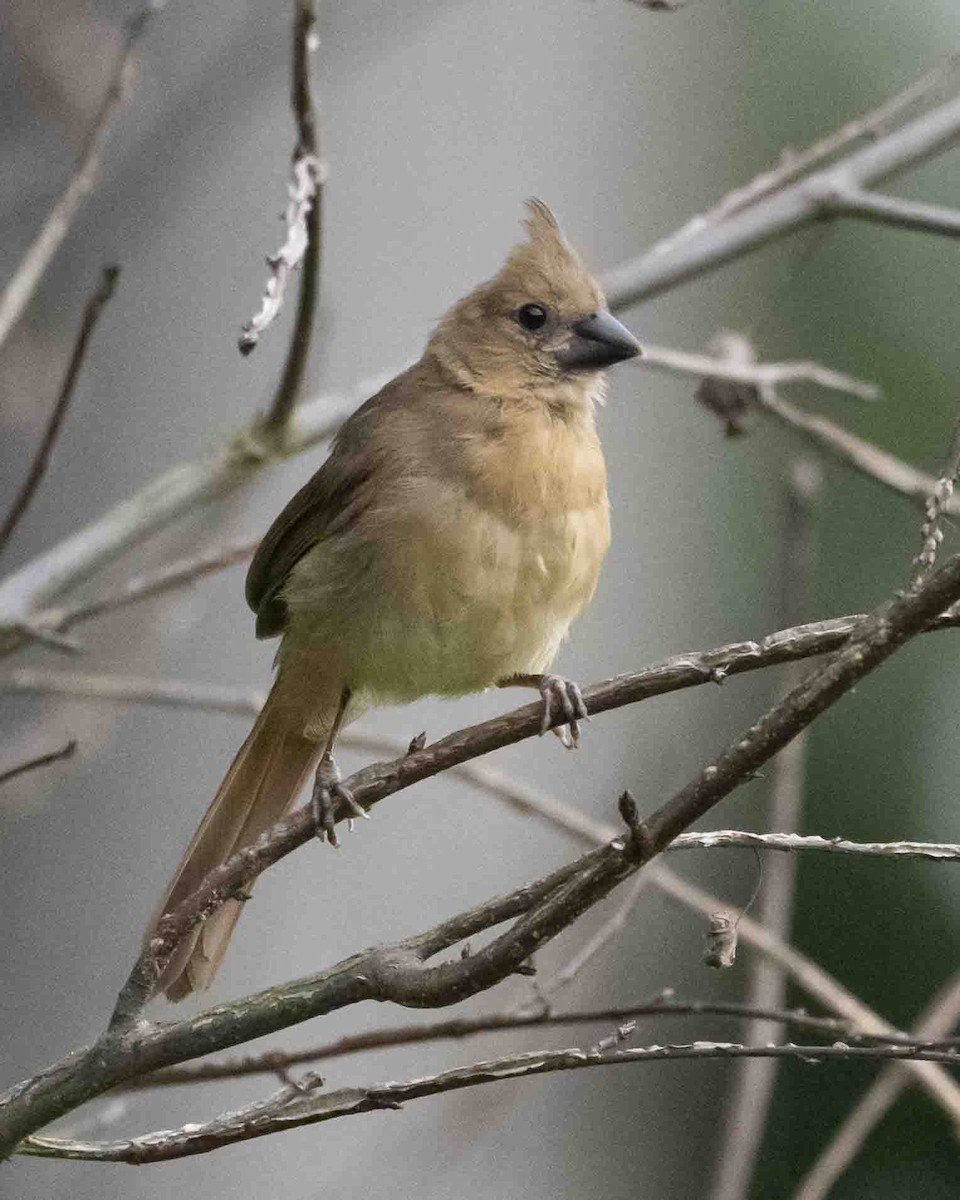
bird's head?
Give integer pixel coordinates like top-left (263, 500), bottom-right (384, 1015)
top-left (426, 200), bottom-right (641, 408)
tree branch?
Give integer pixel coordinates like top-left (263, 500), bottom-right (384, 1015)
top-left (19, 1041), bottom-right (960, 1164)
top-left (602, 92), bottom-right (960, 308)
top-left (124, 991), bottom-right (960, 1093)
top-left (814, 185), bottom-right (960, 239)
top-left (239, 0), bottom-right (321, 383)
top-left (30, 536), bottom-right (258, 636)
top-left (0, 7), bottom-right (159, 351)
top-left (0, 266), bottom-right (119, 558)
top-left (0, 376), bottom-right (380, 650)
top-left (754, 386), bottom-right (957, 513)
top-left (0, 739), bottom-right (76, 789)
top-left (118, 997), bottom-right (867, 1089)
top-left (639, 344), bottom-right (878, 402)
top-left (640, 55), bottom-right (960, 263)
top-left (6, 540), bottom-right (960, 1155)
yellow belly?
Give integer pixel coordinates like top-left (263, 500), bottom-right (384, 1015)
top-left (281, 399), bottom-right (610, 703)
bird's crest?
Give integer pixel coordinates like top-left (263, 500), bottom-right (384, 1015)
top-left (495, 199), bottom-right (604, 316)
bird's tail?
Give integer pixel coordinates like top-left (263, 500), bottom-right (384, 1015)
top-left (147, 672), bottom-right (330, 1000)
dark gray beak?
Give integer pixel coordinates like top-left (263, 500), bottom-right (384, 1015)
top-left (556, 311), bottom-right (642, 371)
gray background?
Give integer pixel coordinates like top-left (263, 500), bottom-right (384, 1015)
top-left (2, 1), bottom-right (960, 1197)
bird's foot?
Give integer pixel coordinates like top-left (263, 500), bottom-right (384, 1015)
top-left (538, 674), bottom-right (588, 748)
top-left (497, 673), bottom-right (589, 747)
top-left (311, 753), bottom-right (367, 847)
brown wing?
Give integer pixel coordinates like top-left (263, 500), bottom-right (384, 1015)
top-left (245, 366), bottom-right (419, 637)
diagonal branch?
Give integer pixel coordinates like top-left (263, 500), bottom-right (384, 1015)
top-left (3, 539), bottom-right (957, 1156)
top-left (29, 536), bottom-right (258, 635)
top-left (0, 7), bottom-right (160, 351)
top-left (641, 55), bottom-right (960, 262)
top-left (0, 266), bottom-right (119, 558)
top-left (754, 386), bottom-right (951, 511)
top-left (602, 92), bottom-right (960, 309)
top-left (0, 739), bottom-right (76, 789)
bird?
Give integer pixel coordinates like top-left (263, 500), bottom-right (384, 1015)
top-left (149, 200), bottom-right (642, 999)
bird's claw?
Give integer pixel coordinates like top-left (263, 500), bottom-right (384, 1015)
top-left (538, 674), bottom-right (589, 749)
top-left (311, 754), bottom-right (367, 848)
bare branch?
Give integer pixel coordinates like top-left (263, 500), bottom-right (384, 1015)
top-left (0, 8), bottom-right (159, 351)
top-left (524, 873), bottom-right (651, 1011)
top-left (119, 998), bottom-right (867, 1088)
top-left (814, 185), bottom-right (960, 239)
top-left (239, 0), bottom-right (321, 381)
top-left (641, 55), bottom-right (960, 263)
top-left (673, 829), bottom-right (960, 863)
top-left (754, 386), bottom-right (957, 513)
top-left (0, 376), bottom-right (381, 649)
top-left (442, 740), bottom-right (960, 1123)
top-left (20, 1041), bottom-right (960, 1164)
top-left (602, 92), bottom-right (960, 308)
top-left (8, 539), bottom-right (960, 1151)
top-left (0, 267), bottom-right (119, 558)
top-left (912, 404), bottom-right (960, 584)
top-left (640, 344), bottom-right (879, 402)
top-left (0, 740), bottom-right (76, 789)
top-left (112, 547), bottom-right (960, 1075)
top-left (30, 536), bottom-right (258, 635)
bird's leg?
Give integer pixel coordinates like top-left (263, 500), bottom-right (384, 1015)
top-left (497, 672), bottom-right (589, 749)
top-left (311, 686), bottom-right (368, 847)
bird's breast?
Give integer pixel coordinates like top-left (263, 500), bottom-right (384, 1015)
top-left (284, 404), bottom-right (611, 701)
top-left (366, 408), bottom-right (609, 695)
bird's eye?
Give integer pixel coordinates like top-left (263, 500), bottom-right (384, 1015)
top-left (517, 303), bottom-right (548, 331)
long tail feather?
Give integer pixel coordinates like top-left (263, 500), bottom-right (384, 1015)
top-left (147, 675), bottom-right (332, 1000)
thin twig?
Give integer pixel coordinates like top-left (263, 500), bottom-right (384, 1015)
top-left (30, 537), bottom-right (258, 635)
top-left (641, 55), bottom-right (960, 263)
top-left (125, 992), bottom-right (960, 1091)
top-left (792, 969), bottom-right (960, 1200)
top-left (522, 873), bottom-right (651, 1012)
top-left (239, 0), bottom-right (321, 378)
top-left (754, 386), bottom-right (952, 512)
top-left (0, 376), bottom-right (382, 650)
top-left (912, 403), bottom-right (960, 584)
top-left (19, 1041), bottom-right (960, 1164)
top-left (602, 90), bottom-right (960, 308)
top-left (640, 344), bottom-right (879, 402)
top-left (0, 740), bottom-right (76, 789)
top-left (117, 998), bottom-right (864, 1088)
top-left (0, 267), bottom-right (119, 558)
top-left (814, 186), bottom-right (960, 239)
top-left (0, 8), bottom-right (160, 351)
